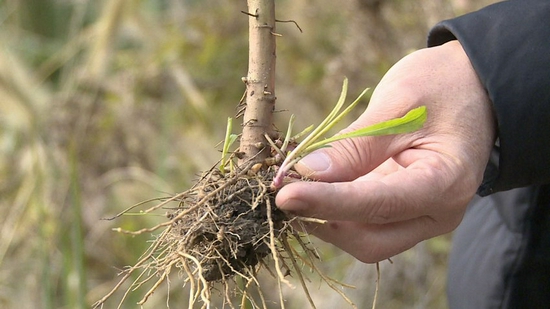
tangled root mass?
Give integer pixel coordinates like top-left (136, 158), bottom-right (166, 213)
top-left (169, 169), bottom-right (286, 282)
top-left (93, 161), bottom-right (356, 309)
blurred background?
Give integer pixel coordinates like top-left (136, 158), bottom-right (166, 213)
top-left (0, 0), bottom-right (497, 308)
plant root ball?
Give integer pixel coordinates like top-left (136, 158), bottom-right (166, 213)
top-left (168, 169), bottom-right (287, 282)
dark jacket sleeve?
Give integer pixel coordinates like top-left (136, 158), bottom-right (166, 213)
top-left (427, 0), bottom-right (550, 196)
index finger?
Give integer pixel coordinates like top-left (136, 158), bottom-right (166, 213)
top-left (276, 152), bottom-right (473, 224)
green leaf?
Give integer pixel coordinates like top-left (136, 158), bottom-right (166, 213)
top-left (306, 77), bottom-right (349, 144)
top-left (272, 78), bottom-right (427, 190)
top-left (220, 117), bottom-right (236, 174)
top-left (306, 106), bottom-right (427, 152)
top-left (291, 124), bottom-right (314, 141)
top-left (321, 86), bottom-right (370, 137)
top-left (281, 114), bottom-right (296, 153)
top-left (279, 78), bottom-right (351, 170)
top-left (228, 134), bottom-right (238, 147)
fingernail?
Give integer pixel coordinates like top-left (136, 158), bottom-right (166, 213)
top-left (299, 151), bottom-right (331, 172)
top-left (279, 198), bottom-right (308, 212)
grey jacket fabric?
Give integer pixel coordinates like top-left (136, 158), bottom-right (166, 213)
top-left (426, 1), bottom-right (550, 308)
top-left (447, 187), bottom-right (541, 308)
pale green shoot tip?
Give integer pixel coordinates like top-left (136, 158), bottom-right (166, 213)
top-left (220, 117), bottom-right (238, 174)
top-left (272, 78), bottom-right (427, 189)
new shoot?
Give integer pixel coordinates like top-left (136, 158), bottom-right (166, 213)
top-left (271, 78), bottom-right (427, 189)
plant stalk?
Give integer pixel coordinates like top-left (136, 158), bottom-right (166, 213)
top-left (239, 0), bottom-right (277, 165)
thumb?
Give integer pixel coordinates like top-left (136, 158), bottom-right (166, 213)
top-left (294, 133), bottom-right (399, 182)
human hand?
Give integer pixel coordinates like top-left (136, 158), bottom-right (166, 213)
top-left (275, 40), bottom-right (496, 263)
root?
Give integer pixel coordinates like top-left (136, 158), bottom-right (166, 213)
top-left (281, 237), bottom-right (315, 309)
top-left (178, 251), bottom-right (211, 308)
top-left (371, 262), bottom-right (380, 309)
top-left (94, 161), bottom-right (357, 309)
top-left (266, 198), bottom-right (292, 288)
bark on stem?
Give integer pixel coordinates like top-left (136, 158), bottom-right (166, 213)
top-left (240, 0), bottom-right (276, 165)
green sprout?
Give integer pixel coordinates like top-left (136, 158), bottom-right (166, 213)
top-left (271, 78), bottom-right (427, 189)
top-left (220, 117), bottom-right (238, 174)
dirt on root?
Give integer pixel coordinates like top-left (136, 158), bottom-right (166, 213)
top-left (167, 166), bottom-right (288, 282)
top-left (93, 162), bottom-right (349, 309)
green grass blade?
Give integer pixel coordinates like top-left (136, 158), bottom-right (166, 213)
top-left (281, 114), bottom-right (296, 153)
top-left (305, 77), bottom-right (349, 144)
top-left (220, 117), bottom-right (235, 173)
top-left (291, 124), bottom-right (314, 141)
top-left (228, 134), bottom-right (238, 146)
top-left (306, 106), bottom-right (427, 152)
top-left (313, 87), bottom-right (370, 141)
top-left (279, 79), bottom-right (349, 165)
